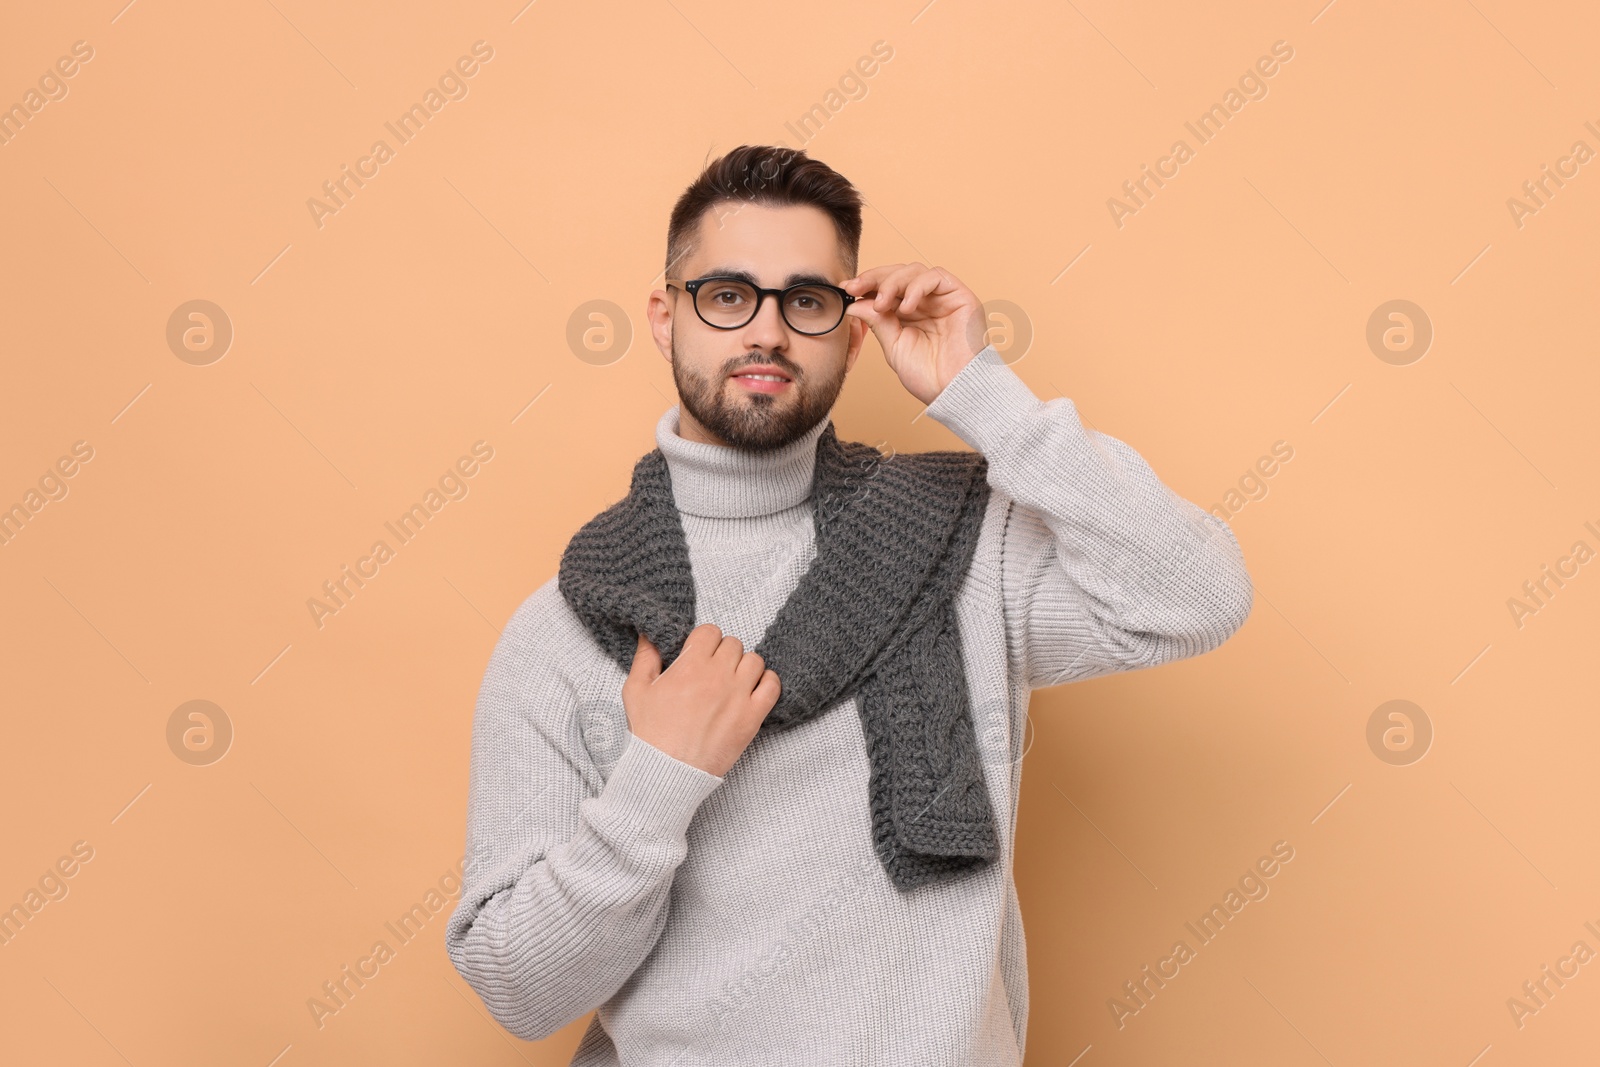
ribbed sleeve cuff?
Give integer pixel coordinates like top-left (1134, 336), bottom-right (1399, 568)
top-left (595, 734), bottom-right (724, 843)
top-left (922, 344), bottom-right (1049, 456)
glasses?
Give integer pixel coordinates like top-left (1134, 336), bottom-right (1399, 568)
top-left (666, 275), bottom-right (855, 336)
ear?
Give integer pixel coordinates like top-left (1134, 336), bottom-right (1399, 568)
top-left (647, 287), bottom-right (675, 363)
top-left (843, 314), bottom-right (869, 373)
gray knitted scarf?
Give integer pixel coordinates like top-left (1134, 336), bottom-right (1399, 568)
top-left (558, 422), bottom-right (999, 891)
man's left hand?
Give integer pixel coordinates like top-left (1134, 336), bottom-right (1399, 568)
top-left (843, 264), bottom-right (988, 406)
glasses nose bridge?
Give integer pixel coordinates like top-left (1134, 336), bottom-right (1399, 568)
top-left (748, 284), bottom-right (791, 331)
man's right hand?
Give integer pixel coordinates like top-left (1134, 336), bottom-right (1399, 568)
top-left (621, 624), bottom-right (781, 778)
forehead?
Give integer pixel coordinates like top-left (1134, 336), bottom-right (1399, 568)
top-left (683, 201), bottom-right (846, 284)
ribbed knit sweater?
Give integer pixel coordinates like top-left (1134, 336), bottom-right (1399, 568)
top-left (445, 345), bottom-right (1255, 1065)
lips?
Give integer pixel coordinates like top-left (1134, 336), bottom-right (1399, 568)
top-left (730, 364), bottom-right (794, 394)
top-left (730, 364), bottom-right (792, 381)
top-left (732, 375), bottom-right (791, 395)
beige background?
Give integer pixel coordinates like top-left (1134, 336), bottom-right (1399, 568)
top-left (2, 0), bottom-right (1597, 1063)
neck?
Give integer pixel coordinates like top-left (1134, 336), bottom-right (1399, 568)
top-left (655, 406), bottom-right (830, 519)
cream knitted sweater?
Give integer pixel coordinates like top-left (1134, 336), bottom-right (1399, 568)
top-left (445, 345), bottom-right (1254, 1065)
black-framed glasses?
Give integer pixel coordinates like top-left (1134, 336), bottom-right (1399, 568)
top-left (666, 276), bottom-right (855, 336)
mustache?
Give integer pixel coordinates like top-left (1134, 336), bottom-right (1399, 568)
top-left (724, 353), bottom-right (802, 379)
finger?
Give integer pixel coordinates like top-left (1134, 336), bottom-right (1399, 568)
top-left (627, 632), bottom-right (661, 685)
top-left (682, 623), bottom-right (723, 659)
top-left (842, 263), bottom-right (904, 297)
top-left (715, 633), bottom-right (745, 666)
top-left (751, 668), bottom-right (782, 713)
top-left (897, 267), bottom-right (949, 315)
top-left (845, 297), bottom-right (903, 353)
top-left (873, 264), bottom-right (927, 313)
top-left (843, 298), bottom-right (884, 326)
top-left (735, 649), bottom-right (766, 686)
top-left (844, 267), bottom-right (908, 308)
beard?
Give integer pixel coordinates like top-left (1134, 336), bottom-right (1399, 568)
top-left (671, 335), bottom-right (847, 451)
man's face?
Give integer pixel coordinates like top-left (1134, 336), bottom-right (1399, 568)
top-left (649, 201), bottom-right (867, 451)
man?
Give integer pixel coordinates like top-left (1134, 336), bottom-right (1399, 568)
top-left (446, 145), bottom-right (1253, 1065)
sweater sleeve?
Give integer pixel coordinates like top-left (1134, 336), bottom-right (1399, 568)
top-left (922, 345), bottom-right (1254, 688)
top-left (445, 580), bottom-right (725, 1041)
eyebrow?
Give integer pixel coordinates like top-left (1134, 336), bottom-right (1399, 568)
top-left (701, 266), bottom-right (839, 288)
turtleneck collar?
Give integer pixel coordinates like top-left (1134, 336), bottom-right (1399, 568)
top-left (655, 405), bottom-right (829, 519)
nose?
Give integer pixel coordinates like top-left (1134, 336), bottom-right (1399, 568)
top-left (740, 290), bottom-right (791, 350)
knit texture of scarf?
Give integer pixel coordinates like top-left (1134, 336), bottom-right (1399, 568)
top-left (558, 422), bottom-right (999, 892)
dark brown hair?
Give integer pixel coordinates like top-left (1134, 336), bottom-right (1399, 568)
top-left (664, 144), bottom-right (863, 278)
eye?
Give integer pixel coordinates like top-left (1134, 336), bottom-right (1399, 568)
top-left (785, 286), bottom-right (829, 310)
top-left (704, 284), bottom-right (750, 306)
